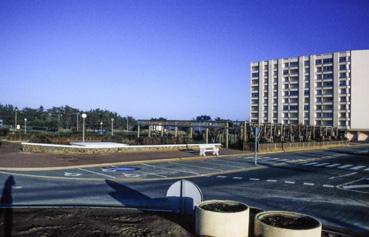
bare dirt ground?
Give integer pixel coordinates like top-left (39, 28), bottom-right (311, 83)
top-left (0, 207), bottom-right (352, 237)
top-left (0, 141), bottom-right (244, 168)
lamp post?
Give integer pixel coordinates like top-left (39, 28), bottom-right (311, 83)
top-left (126, 116), bottom-right (129, 132)
top-left (76, 112), bottom-right (79, 132)
top-left (24, 118), bottom-right (27, 135)
top-left (14, 108), bottom-right (18, 130)
top-left (111, 118), bottom-right (114, 136)
top-left (100, 121), bottom-right (103, 135)
top-left (81, 113), bottom-right (87, 143)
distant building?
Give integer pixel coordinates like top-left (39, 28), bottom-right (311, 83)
top-left (0, 119), bottom-right (3, 128)
top-left (249, 49), bottom-right (369, 134)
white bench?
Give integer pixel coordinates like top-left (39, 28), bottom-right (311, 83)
top-left (199, 144), bottom-right (219, 157)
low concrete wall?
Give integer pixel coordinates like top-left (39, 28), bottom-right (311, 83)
top-left (21, 142), bottom-right (222, 155)
top-left (244, 140), bottom-right (348, 152)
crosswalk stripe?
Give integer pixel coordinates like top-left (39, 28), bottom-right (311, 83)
top-left (338, 164), bottom-right (353, 169)
top-left (314, 163), bottom-right (330, 167)
top-left (326, 163), bottom-right (341, 168)
top-left (350, 165), bottom-right (366, 170)
top-left (232, 177), bottom-right (243, 180)
top-left (303, 162), bottom-right (318, 166)
top-left (364, 168), bottom-right (369, 171)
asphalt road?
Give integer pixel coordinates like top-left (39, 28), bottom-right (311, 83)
top-left (1, 145), bottom-right (369, 235)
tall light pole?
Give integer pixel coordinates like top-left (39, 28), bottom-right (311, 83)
top-left (111, 118), bottom-right (114, 136)
top-left (100, 121), bottom-right (103, 135)
top-left (76, 112), bottom-right (79, 132)
top-left (126, 115), bottom-right (129, 131)
top-left (81, 113), bottom-right (87, 143)
top-left (24, 118), bottom-right (27, 135)
top-left (14, 108), bottom-right (18, 130)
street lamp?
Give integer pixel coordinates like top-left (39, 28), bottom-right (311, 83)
top-left (81, 113), bottom-right (87, 143)
top-left (14, 108), bottom-right (18, 130)
top-left (24, 118), bottom-right (27, 135)
top-left (100, 121), bottom-right (103, 135)
top-left (76, 112), bottom-right (79, 132)
top-left (126, 115), bottom-right (129, 132)
top-left (111, 118), bottom-right (114, 136)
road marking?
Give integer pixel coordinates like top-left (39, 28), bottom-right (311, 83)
top-left (314, 163), bottom-right (330, 167)
top-left (137, 170), bottom-right (168, 178)
top-left (322, 184), bottom-right (335, 188)
top-left (279, 159), bottom-right (289, 162)
top-left (303, 182), bottom-right (314, 186)
top-left (171, 162), bottom-right (223, 172)
top-left (365, 168), bottom-right (369, 171)
top-left (13, 186), bottom-right (22, 189)
top-left (266, 179), bottom-right (277, 182)
top-left (142, 163), bottom-right (201, 175)
top-left (303, 162), bottom-right (318, 166)
top-left (249, 178), bottom-right (260, 181)
top-left (78, 168), bottom-right (116, 179)
top-left (338, 164), bottom-right (353, 169)
top-left (217, 175), bottom-right (227, 178)
top-left (326, 163), bottom-right (341, 168)
top-left (232, 177), bottom-right (243, 180)
top-left (284, 181), bottom-right (295, 184)
top-left (342, 184), bottom-right (369, 189)
top-left (350, 165), bottom-right (366, 170)
top-left (329, 172), bottom-right (357, 180)
top-left (64, 172), bottom-right (82, 177)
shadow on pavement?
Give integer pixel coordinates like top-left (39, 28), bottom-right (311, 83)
top-left (105, 179), bottom-right (196, 234)
top-left (0, 175), bottom-right (15, 237)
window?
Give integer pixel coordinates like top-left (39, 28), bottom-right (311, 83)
top-left (252, 73), bottom-right (259, 77)
top-left (284, 63), bottom-right (289, 67)
top-left (317, 74), bottom-right (322, 80)
top-left (317, 90), bottom-right (322, 95)
top-left (340, 88), bottom-right (347, 94)
top-left (304, 82), bottom-right (309, 88)
top-left (316, 105), bottom-right (322, 110)
top-left (340, 104), bottom-right (346, 110)
top-left (339, 57), bottom-right (346, 63)
top-left (304, 90), bottom-right (310, 95)
top-left (283, 70), bottom-right (289, 75)
top-left (283, 105), bottom-right (289, 110)
top-left (323, 74), bottom-right (333, 79)
top-left (340, 97), bottom-right (346, 102)
top-left (284, 98), bottom-right (289, 103)
top-left (323, 66), bottom-right (333, 71)
top-left (304, 105), bottom-right (309, 110)
top-left (323, 81), bottom-right (333, 87)
top-left (252, 66), bottom-right (259, 71)
top-left (252, 93), bottom-right (259, 97)
top-left (290, 91), bottom-right (298, 96)
top-left (290, 62), bottom-right (299, 67)
top-left (323, 58), bottom-right (333, 64)
top-left (339, 65), bottom-right (347, 70)
top-left (316, 59), bottom-right (322, 64)
top-left (304, 61), bottom-right (310, 66)
top-left (339, 72), bottom-right (346, 78)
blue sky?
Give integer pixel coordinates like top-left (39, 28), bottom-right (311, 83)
top-left (1, 0), bottom-right (369, 120)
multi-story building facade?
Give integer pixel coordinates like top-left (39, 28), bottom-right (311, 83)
top-left (250, 49), bottom-right (369, 131)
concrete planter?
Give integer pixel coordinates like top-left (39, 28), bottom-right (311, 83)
top-left (195, 200), bottom-right (249, 237)
top-left (254, 211), bottom-right (322, 237)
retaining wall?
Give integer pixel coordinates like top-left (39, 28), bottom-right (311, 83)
top-left (21, 142), bottom-right (221, 155)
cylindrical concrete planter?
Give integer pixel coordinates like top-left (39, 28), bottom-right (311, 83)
top-left (195, 200), bottom-right (249, 237)
top-left (254, 211), bottom-right (322, 237)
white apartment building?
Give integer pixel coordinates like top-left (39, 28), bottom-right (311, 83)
top-left (249, 49), bottom-right (369, 131)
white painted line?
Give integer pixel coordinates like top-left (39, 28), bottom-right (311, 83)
top-left (279, 159), bottom-right (289, 162)
top-left (314, 163), bottom-right (330, 167)
top-left (350, 165), bottom-right (366, 170)
top-left (323, 184), bottom-right (335, 188)
top-left (78, 168), bottom-right (116, 179)
top-left (338, 164), bottom-right (353, 169)
top-left (232, 177), bottom-right (243, 180)
top-left (217, 175), bottom-right (227, 178)
top-left (171, 162), bottom-right (222, 172)
top-left (269, 158), bottom-right (280, 161)
top-left (142, 163), bottom-right (201, 175)
top-left (303, 182), bottom-right (315, 186)
top-left (364, 168), bottom-right (369, 171)
top-left (326, 163), bottom-right (341, 168)
top-left (266, 179), bottom-right (277, 182)
top-left (284, 181), bottom-right (295, 184)
top-left (342, 184), bottom-right (369, 189)
top-left (13, 186), bottom-right (23, 189)
top-left (329, 172), bottom-right (357, 180)
top-left (303, 162), bottom-right (318, 166)
top-left (137, 170), bottom-right (168, 178)
top-left (249, 178), bottom-right (260, 181)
